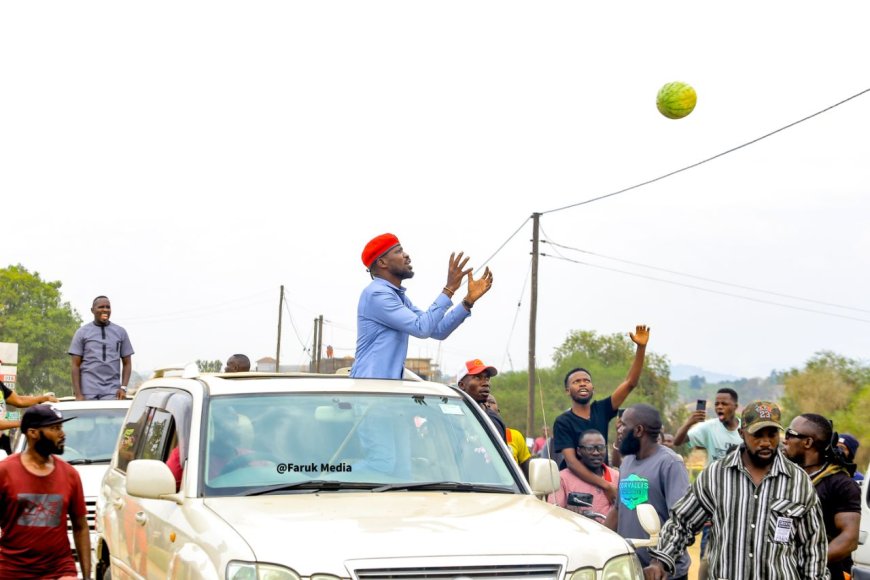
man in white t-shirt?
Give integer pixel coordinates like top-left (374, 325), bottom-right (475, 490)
top-left (673, 387), bottom-right (741, 579)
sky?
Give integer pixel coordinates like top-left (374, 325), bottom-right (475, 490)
top-left (2, 2), bottom-right (869, 383)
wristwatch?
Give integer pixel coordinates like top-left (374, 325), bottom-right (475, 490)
top-left (119, 385), bottom-right (128, 392)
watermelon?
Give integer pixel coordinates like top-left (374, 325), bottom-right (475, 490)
top-left (656, 81), bottom-right (697, 119)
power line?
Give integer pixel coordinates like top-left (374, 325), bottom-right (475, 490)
top-left (479, 215), bottom-right (532, 270)
top-left (541, 253), bottom-right (870, 324)
top-left (282, 295), bottom-right (309, 350)
top-left (542, 87), bottom-right (870, 215)
top-left (500, 257), bottom-right (533, 373)
top-left (541, 238), bottom-right (870, 314)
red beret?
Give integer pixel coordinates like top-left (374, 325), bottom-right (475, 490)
top-left (362, 233), bottom-right (400, 268)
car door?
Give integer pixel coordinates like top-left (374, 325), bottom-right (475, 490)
top-left (127, 390), bottom-right (193, 580)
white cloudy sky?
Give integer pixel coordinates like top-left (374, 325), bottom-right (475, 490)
top-left (2, 2), bottom-right (869, 381)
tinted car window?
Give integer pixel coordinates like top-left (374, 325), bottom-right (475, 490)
top-left (203, 392), bottom-right (518, 495)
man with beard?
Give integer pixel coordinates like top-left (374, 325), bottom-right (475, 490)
top-left (604, 404), bottom-right (690, 579)
top-left (552, 325), bottom-right (649, 502)
top-left (783, 413), bottom-right (860, 580)
top-left (551, 429), bottom-right (619, 517)
top-left (351, 233), bottom-right (493, 379)
top-left (0, 404), bottom-right (90, 579)
top-left (644, 401), bottom-right (828, 580)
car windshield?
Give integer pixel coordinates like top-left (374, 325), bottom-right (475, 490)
top-left (56, 408), bottom-right (127, 463)
top-left (202, 392), bottom-right (520, 496)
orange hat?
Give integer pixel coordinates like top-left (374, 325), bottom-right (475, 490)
top-left (362, 233), bottom-right (400, 268)
top-left (456, 359), bottom-right (498, 384)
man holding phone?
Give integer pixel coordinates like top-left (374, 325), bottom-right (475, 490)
top-left (672, 387), bottom-right (741, 578)
top-left (549, 429), bottom-right (618, 517)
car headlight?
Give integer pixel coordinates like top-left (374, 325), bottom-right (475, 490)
top-left (602, 554), bottom-right (644, 580)
top-left (568, 568), bottom-right (596, 580)
top-left (227, 561), bottom-right (302, 580)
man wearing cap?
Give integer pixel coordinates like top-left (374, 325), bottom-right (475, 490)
top-left (351, 233), bottom-right (493, 379)
top-left (0, 404), bottom-right (90, 579)
top-left (69, 295), bottom-right (134, 400)
top-left (644, 401), bottom-right (828, 580)
top-left (837, 433), bottom-right (864, 482)
top-left (456, 359), bottom-right (507, 443)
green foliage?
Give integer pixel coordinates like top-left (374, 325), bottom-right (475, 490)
top-left (490, 328), bottom-right (677, 443)
top-left (197, 359), bottom-right (223, 373)
top-left (781, 350), bottom-right (870, 470)
top-left (0, 265), bottom-right (82, 395)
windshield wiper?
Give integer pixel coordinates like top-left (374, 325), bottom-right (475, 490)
top-left (370, 481), bottom-right (515, 493)
top-left (67, 458), bottom-right (111, 465)
top-left (242, 480), bottom-right (377, 496)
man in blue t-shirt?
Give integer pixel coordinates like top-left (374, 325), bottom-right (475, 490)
top-left (552, 325), bottom-right (649, 503)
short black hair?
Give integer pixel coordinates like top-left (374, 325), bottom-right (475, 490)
top-left (92, 295), bottom-right (109, 306)
top-left (799, 413), bottom-right (834, 452)
top-left (716, 387), bottom-right (738, 403)
top-left (628, 403), bottom-right (662, 440)
top-left (564, 367), bottom-right (593, 388)
top-left (577, 429), bottom-right (604, 446)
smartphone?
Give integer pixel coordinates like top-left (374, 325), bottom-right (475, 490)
top-left (567, 492), bottom-right (594, 508)
top-left (696, 399), bottom-right (707, 411)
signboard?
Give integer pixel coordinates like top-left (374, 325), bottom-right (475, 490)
top-left (0, 342), bottom-right (18, 365)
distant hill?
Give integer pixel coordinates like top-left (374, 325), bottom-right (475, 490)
top-left (671, 364), bottom-right (742, 383)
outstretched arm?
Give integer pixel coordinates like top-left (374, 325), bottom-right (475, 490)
top-left (673, 410), bottom-right (706, 446)
top-left (611, 325), bottom-right (649, 410)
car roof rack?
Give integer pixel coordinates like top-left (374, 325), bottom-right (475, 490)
top-left (151, 363), bottom-right (200, 379)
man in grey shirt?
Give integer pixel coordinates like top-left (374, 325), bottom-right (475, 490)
top-left (69, 296), bottom-right (134, 400)
top-left (605, 403), bottom-right (690, 579)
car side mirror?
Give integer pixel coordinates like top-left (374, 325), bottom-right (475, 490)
top-left (528, 458), bottom-right (560, 496)
top-left (628, 503), bottom-right (661, 548)
top-left (126, 459), bottom-right (182, 503)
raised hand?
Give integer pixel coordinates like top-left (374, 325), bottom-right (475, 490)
top-left (445, 252), bottom-right (472, 293)
top-left (629, 324), bottom-right (650, 347)
top-left (464, 267), bottom-right (493, 305)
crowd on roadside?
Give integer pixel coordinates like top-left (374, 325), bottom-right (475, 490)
top-left (0, 231), bottom-right (864, 579)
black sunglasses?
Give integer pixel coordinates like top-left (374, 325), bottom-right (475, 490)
top-left (785, 428), bottom-right (811, 440)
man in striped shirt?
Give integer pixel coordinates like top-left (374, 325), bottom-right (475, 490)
top-left (644, 401), bottom-right (829, 580)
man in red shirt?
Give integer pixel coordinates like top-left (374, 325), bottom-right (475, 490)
top-left (0, 404), bottom-right (90, 579)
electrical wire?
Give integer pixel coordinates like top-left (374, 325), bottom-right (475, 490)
top-left (500, 258), bottom-right (533, 373)
top-left (541, 252), bottom-right (870, 324)
top-left (542, 87), bottom-right (870, 215)
top-left (282, 295), bottom-right (309, 350)
top-left (125, 289), bottom-right (273, 323)
top-left (541, 239), bottom-right (870, 314)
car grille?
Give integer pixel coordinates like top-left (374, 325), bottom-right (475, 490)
top-left (68, 499), bottom-right (97, 534)
top-left (354, 564), bottom-right (563, 580)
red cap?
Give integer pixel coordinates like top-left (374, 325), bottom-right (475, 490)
top-left (456, 359), bottom-right (498, 383)
top-left (362, 233), bottom-right (400, 268)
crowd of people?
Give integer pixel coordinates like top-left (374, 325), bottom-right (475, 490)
top-left (0, 231), bottom-right (864, 578)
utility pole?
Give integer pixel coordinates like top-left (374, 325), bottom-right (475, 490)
top-left (312, 317), bottom-right (320, 372)
top-left (276, 285), bottom-right (284, 372)
top-left (315, 315), bottom-right (324, 372)
top-left (527, 213), bottom-right (540, 436)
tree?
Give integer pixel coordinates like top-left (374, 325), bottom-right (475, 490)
top-left (0, 265), bottom-right (83, 395)
top-left (196, 359), bottom-right (223, 373)
top-left (689, 375), bottom-right (706, 390)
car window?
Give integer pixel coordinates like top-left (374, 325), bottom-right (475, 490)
top-left (58, 408), bottom-right (127, 463)
top-left (139, 409), bottom-right (175, 461)
top-left (116, 393), bottom-right (153, 472)
top-left (202, 392), bottom-right (519, 496)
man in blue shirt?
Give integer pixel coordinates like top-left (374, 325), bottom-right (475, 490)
top-left (69, 296), bottom-right (134, 400)
top-left (351, 233), bottom-right (493, 379)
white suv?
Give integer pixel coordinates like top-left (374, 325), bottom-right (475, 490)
top-left (94, 371), bottom-right (644, 580)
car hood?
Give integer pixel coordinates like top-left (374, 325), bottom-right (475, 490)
top-left (204, 493), bottom-right (630, 574)
top-left (73, 463), bottom-right (112, 498)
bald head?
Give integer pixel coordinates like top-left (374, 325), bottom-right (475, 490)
top-left (225, 354), bottom-right (251, 373)
top-left (626, 403), bottom-right (663, 440)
